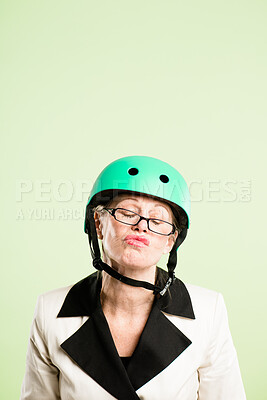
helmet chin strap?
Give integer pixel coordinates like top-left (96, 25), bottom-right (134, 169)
top-left (92, 256), bottom-right (162, 294)
top-left (85, 207), bottom-right (187, 297)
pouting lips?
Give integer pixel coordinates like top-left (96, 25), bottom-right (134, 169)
top-left (124, 235), bottom-right (150, 247)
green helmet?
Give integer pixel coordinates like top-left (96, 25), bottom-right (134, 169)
top-left (84, 155), bottom-right (190, 297)
top-left (85, 155), bottom-right (190, 230)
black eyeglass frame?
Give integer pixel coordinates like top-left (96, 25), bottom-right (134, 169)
top-left (104, 207), bottom-right (176, 236)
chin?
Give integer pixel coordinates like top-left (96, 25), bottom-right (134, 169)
top-left (105, 247), bottom-right (160, 271)
top-left (119, 253), bottom-right (157, 271)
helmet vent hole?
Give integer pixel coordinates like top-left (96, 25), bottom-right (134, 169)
top-left (128, 167), bottom-right (139, 176)
top-left (160, 174), bottom-right (169, 183)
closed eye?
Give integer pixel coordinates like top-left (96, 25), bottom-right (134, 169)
top-left (150, 219), bottom-right (165, 226)
top-left (117, 209), bottom-right (138, 218)
top-left (122, 212), bottom-right (135, 218)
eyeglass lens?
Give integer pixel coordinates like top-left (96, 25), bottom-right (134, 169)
top-left (114, 208), bottom-right (173, 235)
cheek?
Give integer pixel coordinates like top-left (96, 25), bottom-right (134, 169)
top-left (101, 220), bottom-right (125, 253)
top-left (152, 236), bottom-right (174, 256)
top-left (153, 236), bottom-right (170, 251)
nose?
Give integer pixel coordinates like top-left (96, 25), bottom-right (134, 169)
top-left (132, 218), bottom-right (148, 232)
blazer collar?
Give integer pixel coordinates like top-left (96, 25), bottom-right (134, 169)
top-left (57, 269), bottom-right (195, 400)
top-left (58, 268), bottom-right (195, 319)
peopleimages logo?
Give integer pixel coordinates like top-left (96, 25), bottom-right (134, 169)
top-left (15, 178), bottom-right (252, 221)
top-left (16, 179), bottom-right (92, 202)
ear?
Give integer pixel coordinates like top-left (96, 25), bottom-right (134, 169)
top-left (94, 211), bottom-right (103, 240)
top-left (163, 230), bottom-right (178, 254)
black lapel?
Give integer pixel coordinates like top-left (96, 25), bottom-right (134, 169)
top-left (57, 272), bottom-right (100, 318)
top-left (57, 269), bottom-right (195, 397)
top-left (60, 305), bottom-right (140, 400)
top-left (58, 272), bottom-right (140, 400)
top-left (126, 300), bottom-right (192, 390)
top-left (157, 273), bottom-right (195, 318)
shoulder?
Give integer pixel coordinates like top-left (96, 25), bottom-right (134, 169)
top-left (33, 283), bottom-right (74, 321)
top-left (185, 282), bottom-right (222, 304)
top-left (185, 282), bottom-right (226, 318)
top-left (41, 284), bottom-right (73, 303)
top-left (34, 271), bottom-right (100, 321)
top-left (165, 282), bottom-right (231, 348)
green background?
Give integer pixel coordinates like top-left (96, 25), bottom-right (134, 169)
top-left (1, 1), bottom-right (266, 398)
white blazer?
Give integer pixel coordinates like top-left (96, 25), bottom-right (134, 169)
top-left (20, 269), bottom-right (246, 400)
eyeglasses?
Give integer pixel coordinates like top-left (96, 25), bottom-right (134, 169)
top-left (104, 208), bottom-right (176, 236)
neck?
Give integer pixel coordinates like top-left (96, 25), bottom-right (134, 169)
top-left (100, 266), bottom-right (156, 318)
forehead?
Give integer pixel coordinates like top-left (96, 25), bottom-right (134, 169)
top-left (110, 194), bottom-right (173, 213)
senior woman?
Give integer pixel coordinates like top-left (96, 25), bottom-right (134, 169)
top-left (20, 156), bottom-right (246, 400)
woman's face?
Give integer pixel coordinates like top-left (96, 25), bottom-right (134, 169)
top-left (94, 194), bottom-right (178, 274)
